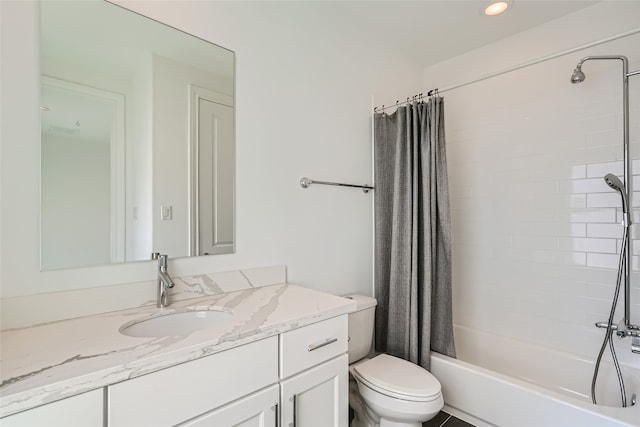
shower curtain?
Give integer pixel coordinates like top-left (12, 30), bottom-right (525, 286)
top-left (373, 97), bottom-right (455, 370)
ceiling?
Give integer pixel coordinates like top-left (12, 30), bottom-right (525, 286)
top-left (333, 0), bottom-right (600, 68)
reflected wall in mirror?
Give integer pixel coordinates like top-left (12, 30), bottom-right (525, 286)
top-left (40, 0), bottom-right (235, 270)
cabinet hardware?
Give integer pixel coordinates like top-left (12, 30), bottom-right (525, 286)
top-left (307, 338), bottom-right (338, 352)
top-left (273, 403), bottom-right (279, 426)
top-left (289, 395), bottom-right (298, 427)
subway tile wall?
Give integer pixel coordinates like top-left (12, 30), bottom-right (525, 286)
top-left (444, 33), bottom-right (640, 366)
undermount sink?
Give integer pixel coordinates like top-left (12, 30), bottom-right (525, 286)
top-left (119, 307), bottom-right (234, 338)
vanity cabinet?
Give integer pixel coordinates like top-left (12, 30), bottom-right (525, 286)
top-left (0, 388), bottom-right (103, 427)
top-left (279, 315), bottom-right (349, 427)
top-left (2, 314), bottom-right (349, 427)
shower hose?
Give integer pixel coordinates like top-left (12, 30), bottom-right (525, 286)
top-left (591, 229), bottom-right (627, 407)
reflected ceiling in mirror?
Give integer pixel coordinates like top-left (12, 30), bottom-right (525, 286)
top-left (40, 1), bottom-right (235, 271)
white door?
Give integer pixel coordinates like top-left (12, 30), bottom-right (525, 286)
top-left (280, 355), bottom-right (349, 427)
top-left (189, 85), bottom-right (234, 256)
top-left (178, 385), bottom-right (279, 427)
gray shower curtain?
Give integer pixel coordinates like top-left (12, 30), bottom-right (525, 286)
top-left (373, 97), bottom-right (455, 370)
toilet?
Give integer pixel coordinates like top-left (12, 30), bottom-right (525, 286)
top-left (345, 294), bottom-right (443, 427)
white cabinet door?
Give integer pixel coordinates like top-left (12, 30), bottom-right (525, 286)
top-left (178, 385), bottom-right (279, 427)
top-left (0, 388), bottom-right (103, 427)
top-left (280, 354), bottom-right (348, 427)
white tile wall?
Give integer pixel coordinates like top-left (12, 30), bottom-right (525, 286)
top-left (442, 32), bottom-right (640, 362)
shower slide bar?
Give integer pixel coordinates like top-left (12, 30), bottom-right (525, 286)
top-left (299, 177), bottom-right (374, 193)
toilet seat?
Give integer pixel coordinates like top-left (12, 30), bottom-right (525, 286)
top-left (352, 354), bottom-right (441, 402)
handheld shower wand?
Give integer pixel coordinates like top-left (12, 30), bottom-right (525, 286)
top-left (604, 173), bottom-right (631, 227)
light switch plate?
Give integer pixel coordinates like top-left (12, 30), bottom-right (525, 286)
top-left (160, 205), bottom-right (172, 220)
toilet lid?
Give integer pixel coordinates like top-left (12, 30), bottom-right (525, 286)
top-left (353, 354), bottom-right (441, 400)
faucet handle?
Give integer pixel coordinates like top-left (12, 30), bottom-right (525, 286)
top-left (151, 252), bottom-right (160, 260)
top-left (632, 337), bottom-right (640, 354)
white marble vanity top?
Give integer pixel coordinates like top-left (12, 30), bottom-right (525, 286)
top-left (0, 284), bottom-right (357, 417)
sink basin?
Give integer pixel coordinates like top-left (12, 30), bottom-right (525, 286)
top-left (120, 307), bottom-right (233, 338)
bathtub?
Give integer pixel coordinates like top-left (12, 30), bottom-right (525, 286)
top-left (430, 325), bottom-right (640, 427)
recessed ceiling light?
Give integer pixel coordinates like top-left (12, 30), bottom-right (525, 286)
top-left (484, 1), bottom-right (509, 16)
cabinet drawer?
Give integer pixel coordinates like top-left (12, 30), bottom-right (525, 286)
top-left (109, 336), bottom-right (278, 427)
top-left (0, 389), bottom-right (103, 427)
top-left (279, 315), bottom-right (347, 378)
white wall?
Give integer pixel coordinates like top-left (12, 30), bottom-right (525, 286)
top-left (423, 2), bottom-right (640, 366)
top-left (0, 1), bottom-right (423, 325)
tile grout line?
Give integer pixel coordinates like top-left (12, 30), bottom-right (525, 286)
top-left (439, 414), bottom-right (453, 427)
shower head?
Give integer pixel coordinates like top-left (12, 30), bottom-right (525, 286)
top-left (571, 55), bottom-right (629, 85)
top-left (571, 63), bottom-right (585, 84)
top-left (604, 174), bottom-right (630, 226)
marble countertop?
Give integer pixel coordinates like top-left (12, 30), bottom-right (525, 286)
top-left (0, 284), bottom-right (357, 417)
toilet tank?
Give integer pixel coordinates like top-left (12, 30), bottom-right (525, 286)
top-left (343, 294), bottom-right (377, 364)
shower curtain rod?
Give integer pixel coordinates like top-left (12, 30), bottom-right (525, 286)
top-left (374, 89), bottom-right (439, 113)
top-left (373, 26), bottom-right (640, 113)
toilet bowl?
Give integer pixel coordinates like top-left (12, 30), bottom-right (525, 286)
top-left (344, 295), bottom-right (444, 427)
top-left (351, 354), bottom-right (443, 427)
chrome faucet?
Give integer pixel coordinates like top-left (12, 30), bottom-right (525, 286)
top-left (153, 253), bottom-right (175, 308)
top-left (597, 320), bottom-right (640, 354)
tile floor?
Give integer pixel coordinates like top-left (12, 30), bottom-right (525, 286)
top-left (423, 411), bottom-right (476, 427)
top-left (350, 407), bottom-right (476, 427)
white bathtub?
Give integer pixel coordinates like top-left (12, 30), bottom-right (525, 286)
top-left (430, 325), bottom-right (640, 427)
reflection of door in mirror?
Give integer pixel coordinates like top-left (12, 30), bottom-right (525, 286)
top-left (189, 86), bottom-right (235, 256)
top-left (40, 77), bottom-right (125, 270)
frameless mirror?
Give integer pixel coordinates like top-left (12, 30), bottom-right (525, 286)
top-left (40, 1), bottom-right (235, 270)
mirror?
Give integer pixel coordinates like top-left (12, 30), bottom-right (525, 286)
top-left (39, 0), bottom-right (235, 270)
